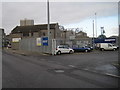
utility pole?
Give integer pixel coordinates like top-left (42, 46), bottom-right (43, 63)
top-left (95, 13), bottom-right (97, 38)
top-left (47, 0), bottom-right (50, 40)
top-left (47, 0), bottom-right (50, 54)
top-left (93, 20), bottom-right (95, 49)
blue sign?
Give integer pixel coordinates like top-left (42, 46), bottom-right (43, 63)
top-left (42, 37), bottom-right (48, 46)
top-left (94, 38), bottom-right (116, 43)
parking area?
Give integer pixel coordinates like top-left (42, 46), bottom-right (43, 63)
top-left (3, 48), bottom-right (119, 78)
top-left (36, 50), bottom-right (119, 77)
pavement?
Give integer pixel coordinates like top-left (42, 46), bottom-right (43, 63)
top-left (3, 48), bottom-right (49, 56)
top-left (3, 48), bottom-right (120, 79)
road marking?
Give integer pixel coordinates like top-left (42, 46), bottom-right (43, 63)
top-left (82, 68), bottom-right (120, 78)
top-left (105, 73), bottom-right (120, 78)
top-left (68, 65), bottom-right (75, 67)
top-left (54, 70), bottom-right (65, 73)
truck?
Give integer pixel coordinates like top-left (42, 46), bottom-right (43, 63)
top-left (97, 43), bottom-right (117, 51)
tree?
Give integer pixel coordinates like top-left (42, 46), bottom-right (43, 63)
top-left (98, 34), bottom-right (106, 39)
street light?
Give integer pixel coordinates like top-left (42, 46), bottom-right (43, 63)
top-left (95, 12), bottom-right (97, 38)
top-left (47, 0), bottom-right (50, 54)
top-left (93, 20), bottom-right (95, 49)
top-left (47, 0), bottom-right (50, 41)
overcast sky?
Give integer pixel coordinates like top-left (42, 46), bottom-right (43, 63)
top-left (0, 0), bottom-right (119, 37)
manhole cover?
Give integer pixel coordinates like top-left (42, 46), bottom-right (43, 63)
top-left (54, 69), bottom-right (65, 73)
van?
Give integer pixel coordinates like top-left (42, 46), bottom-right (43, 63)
top-left (97, 43), bottom-right (117, 51)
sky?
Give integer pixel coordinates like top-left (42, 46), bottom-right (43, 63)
top-left (0, 0), bottom-right (119, 37)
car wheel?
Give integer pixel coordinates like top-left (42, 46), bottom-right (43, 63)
top-left (85, 50), bottom-right (88, 52)
top-left (57, 51), bottom-right (61, 55)
top-left (113, 48), bottom-right (116, 51)
top-left (101, 48), bottom-right (104, 51)
top-left (69, 50), bottom-right (73, 54)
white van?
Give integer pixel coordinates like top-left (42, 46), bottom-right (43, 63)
top-left (97, 43), bottom-right (117, 51)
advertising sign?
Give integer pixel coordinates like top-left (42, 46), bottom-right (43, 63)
top-left (12, 38), bottom-right (21, 42)
top-left (94, 38), bottom-right (116, 43)
top-left (42, 37), bottom-right (48, 46)
top-left (36, 38), bottom-right (41, 46)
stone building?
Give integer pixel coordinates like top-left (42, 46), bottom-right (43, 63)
top-left (10, 23), bottom-right (61, 49)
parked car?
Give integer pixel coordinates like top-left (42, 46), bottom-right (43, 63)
top-left (7, 44), bottom-right (11, 48)
top-left (72, 46), bottom-right (92, 52)
top-left (56, 45), bottom-right (74, 55)
top-left (97, 43), bottom-right (117, 51)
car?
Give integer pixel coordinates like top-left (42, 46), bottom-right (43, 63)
top-left (72, 46), bottom-right (92, 52)
top-left (7, 44), bottom-right (11, 48)
top-left (55, 45), bottom-right (74, 55)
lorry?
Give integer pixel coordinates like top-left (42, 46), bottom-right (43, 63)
top-left (96, 43), bottom-right (117, 51)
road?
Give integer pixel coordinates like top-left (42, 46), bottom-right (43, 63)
top-left (2, 50), bottom-right (119, 88)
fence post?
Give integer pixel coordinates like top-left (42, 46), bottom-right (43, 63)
top-left (52, 39), bottom-right (56, 55)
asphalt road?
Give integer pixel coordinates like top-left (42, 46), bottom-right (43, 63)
top-left (2, 50), bottom-right (119, 88)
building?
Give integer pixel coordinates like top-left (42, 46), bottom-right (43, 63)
top-left (74, 31), bottom-right (91, 47)
top-left (11, 23), bottom-right (61, 39)
top-left (61, 30), bottom-right (75, 40)
top-left (60, 30), bottom-right (92, 47)
top-left (75, 31), bottom-right (88, 38)
top-left (108, 36), bottom-right (119, 46)
top-left (10, 23), bottom-right (61, 49)
top-left (20, 19), bottom-right (34, 26)
top-left (0, 28), bottom-right (6, 48)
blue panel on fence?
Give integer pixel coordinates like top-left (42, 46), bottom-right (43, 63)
top-left (42, 37), bottom-right (48, 46)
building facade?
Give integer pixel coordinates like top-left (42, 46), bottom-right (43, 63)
top-left (20, 19), bottom-right (34, 26)
top-left (10, 23), bottom-right (61, 49)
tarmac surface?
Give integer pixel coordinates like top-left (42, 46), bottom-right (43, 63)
top-left (2, 48), bottom-right (120, 88)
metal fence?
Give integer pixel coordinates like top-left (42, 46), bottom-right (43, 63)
top-left (55, 38), bottom-right (93, 48)
top-left (19, 37), bottom-right (53, 54)
top-left (19, 37), bottom-right (93, 54)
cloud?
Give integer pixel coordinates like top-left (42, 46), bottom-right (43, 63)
top-left (50, 2), bottom-right (118, 25)
top-left (2, 2), bottom-right (118, 35)
top-left (111, 27), bottom-right (119, 35)
top-left (1, 0), bottom-right (119, 2)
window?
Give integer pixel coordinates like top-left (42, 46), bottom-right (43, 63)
top-left (31, 32), bottom-right (33, 36)
top-left (108, 44), bottom-right (112, 47)
top-left (23, 33), bottom-right (29, 37)
top-left (43, 32), bottom-right (46, 36)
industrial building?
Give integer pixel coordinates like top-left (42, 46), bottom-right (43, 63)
top-left (10, 22), bottom-right (61, 50)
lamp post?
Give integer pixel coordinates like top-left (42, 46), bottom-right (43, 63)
top-left (93, 20), bottom-right (95, 49)
top-left (47, 0), bottom-right (50, 41)
top-left (95, 13), bottom-right (97, 38)
top-left (47, 0), bottom-right (50, 54)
